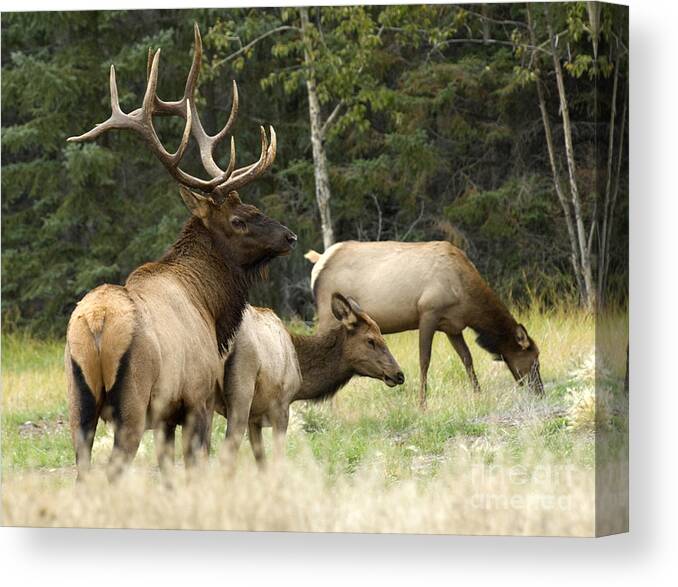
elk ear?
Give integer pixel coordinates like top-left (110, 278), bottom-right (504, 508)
top-left (345, 296), bottom-right (367, 320)
top-left (223, 190), bottom-right (242, 208)
top-left (179, 186), bottom-right (213, 220)
top-left (515, 325), bottom-right (530, 350)
top-left (304, 250), bottom-right (321, 264)
top-left (331, 293), bottom-right (360, 330)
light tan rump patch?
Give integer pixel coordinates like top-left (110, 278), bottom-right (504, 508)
top-left (67, 284), bottom-right (136, 395)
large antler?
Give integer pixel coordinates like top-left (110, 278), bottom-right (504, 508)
top-left (67, 23), bottom-right (276, 199)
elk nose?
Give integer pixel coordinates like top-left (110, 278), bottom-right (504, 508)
top-left (396, 371), bottom-right (405, 385)
top-left (286, 231), bottom-right (298, 248)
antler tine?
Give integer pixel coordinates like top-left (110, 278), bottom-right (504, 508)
top-left (146, 47), bottom-right (153, 82)
top-left (188, 80), bottom-right (239, 178)
top-left (184, 23), bottom-right (202, 103)
top-left (139, 51), bottom-right (193, 170)
top-left (225, 125), bottom-right (277, 182)
top-left (110, 65), bottom-right (122, 115)
top-left (213, 80), bottom-right (239, 143)
top-left (173, 99), bottom-right (193, 165)
top-left (148, 23), bottom-right (201, 118)
top-left (143, 49), bottom-right (161, 119)
top-left (268, 125), bottom-right (277, 165)
top-left (67, 65), bottom-right (131, 143)
top-left (214, 125), bottom-right (277, 195)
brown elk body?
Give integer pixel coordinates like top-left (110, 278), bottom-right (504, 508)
top-left (214, 294), bottom-right (404, 466)
top-left (307, 241), bottom-right (543, 408)
top-left (65, 25), bottom-right (296, 480)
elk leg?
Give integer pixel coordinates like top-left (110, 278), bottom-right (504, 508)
top-left (103, 344), bottom-right (155, 482)
top-left (248, 422), bottom-right (266, 469)
top-left (71, 389), bottom-right (101, 482)
top-left (107, 416), bottom-right (145, 483)
top-left (222, 381), bottom-right (255, 470)
top-left (270, 406), bottom-right (289, 464)
top-left (182, 407), bottom-right (211, 469)
top-left (222, 411), bottom-right (249, 472)
top-left (418, 314), bottom-right (438, 410)
top-left (67, 355), bottom-right (102, 481)
top-left (154, 422), bottom-right (176, 475)
top-left (198, 393), bottom-right (215, 456)
top-left (446, 332), bottom-right (481, 393)
top-left (74, 417), bottom-right (99, 482)
top-left (181, 421), bottom-right (197, 469)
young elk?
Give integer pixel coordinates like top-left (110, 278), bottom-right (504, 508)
top-left (307, 241), bottom-right (544, 409)
top-left (214, 293), bottom-right (404, 466)
top-left (65, 25), bottom-right (297, 480)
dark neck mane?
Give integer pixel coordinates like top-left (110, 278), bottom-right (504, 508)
top-left (466, 278), bottom-right (518, 357)
top-left (132, 217), bottom-right (253, 355)
top-left (290, 326), bottom-right (354, 402)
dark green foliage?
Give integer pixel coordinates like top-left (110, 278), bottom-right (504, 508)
top-left (2, 4), bottom-right (628, 337)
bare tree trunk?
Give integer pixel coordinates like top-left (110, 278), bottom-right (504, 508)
top-left (602, 83), bottom-right (627, 298)
top-left (545, 5), bottom-right (595, 310)
top-left (536, 73), bottom-right (587, 301)
top-left (526, 6), bottom-right (586, 302)
top-left (481, 4), bottom-right (490, 43)
top-left (586, 1), bottom-right (601, 59)
top-left (598, 52), bottom-right (620, 305)
top-left (300, 7), bottom-right (335, 250)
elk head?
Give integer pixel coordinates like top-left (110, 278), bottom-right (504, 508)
top-left (180, 187), bottom-right (296, 268)
top-left (67, 23), bottom-right (296, 267)
top-left (499, 325), bottom-right (544, 395)
top-left (331, 293), bottom-right (405, 388)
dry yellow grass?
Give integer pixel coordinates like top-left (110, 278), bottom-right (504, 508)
top-left (2, 451), bottom-right (604, 536)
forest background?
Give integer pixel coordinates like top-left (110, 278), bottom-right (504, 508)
top-left (1, 3), bottom-right (628, 336)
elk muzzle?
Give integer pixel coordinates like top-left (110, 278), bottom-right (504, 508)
top-left (284, 230), bottom-right (298, 251)
top-left (514, 361), bottom-right (544, 395)
top-left (527, 362), bottom-right (544, 395)
top-left (383, 366), bottom-right (405, 387)
top-left (274, 227), bottom-right (297, 256)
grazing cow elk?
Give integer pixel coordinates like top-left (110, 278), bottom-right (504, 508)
top-left (307, 241), bottom-right (543, 408)
top-left (65, 25), bottom-right (296, 480)
top-left (214, 293), bottom-right (404, 466)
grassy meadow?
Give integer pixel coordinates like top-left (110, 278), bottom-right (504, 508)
top-left (1, 308), bottom-right (628, 535)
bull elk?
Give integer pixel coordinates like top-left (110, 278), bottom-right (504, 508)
top-left (65, 25), bottom-right (297, 480)
top-left (214, 293), bottom-right (404, 466)
top-left (306, 241), bottom-right (543, 408)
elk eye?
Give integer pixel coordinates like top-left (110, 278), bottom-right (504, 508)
top-left (368, 338), bottom-right (376, 349)
top-left (231, 217), bottom-right (246, 231)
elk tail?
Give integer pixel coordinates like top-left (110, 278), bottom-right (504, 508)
top-left (304, 249), bottom-right (321, 264)
top-left (66, 285), bottom-right (136, 404)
